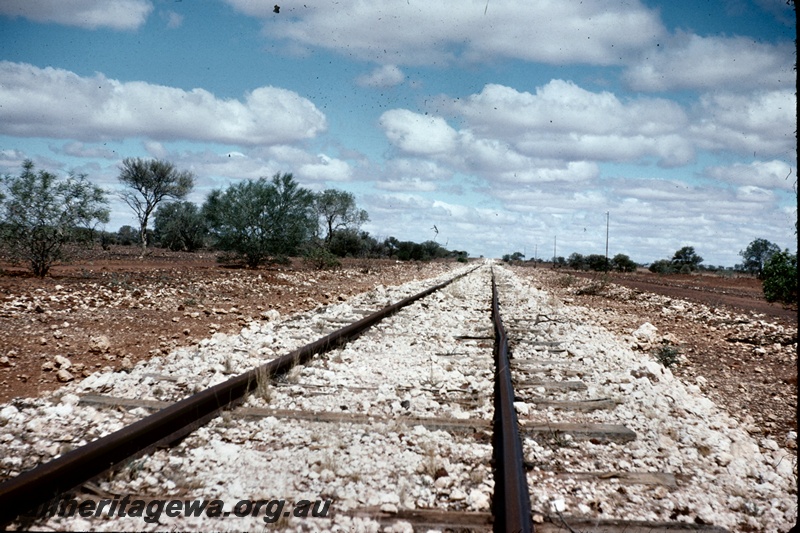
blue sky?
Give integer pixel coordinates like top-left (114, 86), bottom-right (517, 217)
top-left (0, 0), bottom-right (796, 266)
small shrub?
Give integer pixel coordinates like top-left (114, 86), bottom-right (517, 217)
top-left (557, 274), bottom-right (577, 288)
top-left (653, 345), bottom-right (680, 368)
top-left (304, 246), bottom-right (341, 270)
top-left (575, 275), bottom-right (609, 295)
top-left (549, 429), bottom-right (572, 448)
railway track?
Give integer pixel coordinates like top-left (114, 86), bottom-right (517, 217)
top-left (0, 263), bottom-right (795, 531)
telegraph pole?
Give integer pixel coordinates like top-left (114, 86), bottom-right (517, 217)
top-left (553, 236), bottom-right (557, 267)
top-left (605, 211), bottom-right (610, 271)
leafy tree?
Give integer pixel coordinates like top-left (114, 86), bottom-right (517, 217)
top-left (328, 229), bottom-right (381, 257)
top-left (117, 158), bottom-right (194, 255)
top-left (153, 201), bottom-right (207, 252)
top-left (567, 252), bottom-right (586, 270)
top-left (502, 251), bottom-right (525, 263)
top-left (383, 236), bottom-right (400, 257)
top-left (315, 189), bottom-right (369, 244)
top-left (611, 253), bottom-right (637, 272)
top-left (203, 173), bottom-right (315, 268)
top-left (649, 259), bottom-right (674, 274)
top-left (117, 225), bottom-right (139, 246)
top-left (671, 246), bottom-right (703, 272)
top-left (380, 236), bottom-right (459, 262)
top-left (0, 160), bottom-right (109, 277)
top-left (328, 229), bottom-right (364, 257)
top-left (585, 254), bottom-right (609, 271)
top-left (761, 250), bottom-right (797, 304)
top-left (739, 238), bottom-right (780, 278)
top-left (452, 250), bottom-right (469, 263)
top-left (422, 240), bottom-right (451, 260)
top-left (396, 240), bottom-right (424, 261)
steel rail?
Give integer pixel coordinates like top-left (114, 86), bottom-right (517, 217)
top-left (0, 266), bottom-right (478, 526)
top-left (491, 269), bottom-right (533, 532)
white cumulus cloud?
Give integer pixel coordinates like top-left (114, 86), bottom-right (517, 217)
top-left (624, 34), bottom-right (795, 92)
top-left (380, 110), bottom-right (459, 156)
top-left (495, 161), bottom-right (599, 185)
top-left (690, 90), bottom-right (796, 156)
top-left (298, 154), bottom-right (353, 182)
top-left (0, 0), bottom-right (153, 30)
top-left (0, 62), bottom-right (327, 146)
top-left (447, 81), bottom-right (693, 167)
top-left (705, 160), bottom-right (796, 191)
top-left (225, 0), bottom-right (664, 66)
top-left (356, 65), bottom-right (405, 88)
top-left (375, 178), bottom-right (437, 192)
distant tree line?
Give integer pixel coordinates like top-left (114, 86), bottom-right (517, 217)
top-left (118, 169), bottom-right (468, 268)
top-left (0, 159), bottom-right (468, 277)
top-left (502, 238), bottom-right (796, 305)
top-left (566, 253), bottom-right (637, 272)
top-left (502, 251), bottom-right (637, 273)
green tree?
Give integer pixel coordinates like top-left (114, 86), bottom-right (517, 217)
top-left (421, 240), bottom-right (448, 259)
top-left (0, 160), bottom-right (109, 277)
top-left (611, 253), bottom-right (637, 272)
top-left (739, 238), bottom-right (780, 278)
top-left (328, 229), bottom-right (380, 257)
top-left (117, 158), bottom-right (194, 255)
top-left (117, 225), bottom-right (139, 246)
top-left (315, 189), bottom-right (369, 244)
top-left (586, 254), bottom-right (609, 271)
top-left (567, 253), bottom-right (586, 270)
top-left (649, 259), bottom-right (674, 274)
top-left (452, 250), bottom-right (469, 262)
top-left (671, 246), bottom-right (703, 272)
top-left (502, 251), bottom-right (525, 263)
top-left (761, 250), bottom-right (797, 304)
top-left (383, 236), bottom-right (400, 257)
top-left (203, 173), bottom-right (315, 268)
top-left (153, 201), bottom-right (207, 252)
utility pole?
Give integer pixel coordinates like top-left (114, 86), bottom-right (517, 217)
top-left (605, 211), bottom-right (610, 271)
top-left (553, 236), bottom-right (557, 267)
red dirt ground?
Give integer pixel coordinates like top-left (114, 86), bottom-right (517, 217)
top-left (0, 246), bottom-right (451, 403)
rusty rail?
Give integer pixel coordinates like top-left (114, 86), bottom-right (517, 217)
top-left (0, 266), bottom-right (478, 525)
top-left (491, 269), bottom-right (533, 532)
